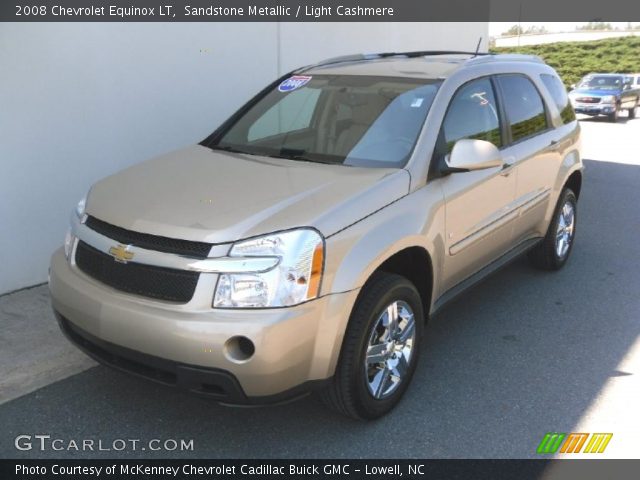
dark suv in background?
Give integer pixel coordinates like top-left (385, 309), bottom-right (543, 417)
top-left (569, 73), bottom-right (640, 122)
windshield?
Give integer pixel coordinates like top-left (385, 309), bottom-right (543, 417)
top-left (211, 74), bottom-right (441, 168)
top-left (578, 75), bottom-right (624, 90)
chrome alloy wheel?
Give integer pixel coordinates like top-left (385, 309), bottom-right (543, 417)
top-left (364, 300), bottom-right (416, 399)
top-left (556, 200), bottom-right (575, 259)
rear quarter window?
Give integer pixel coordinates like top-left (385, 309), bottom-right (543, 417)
top-left (540, 73), bottom-right (576, 125)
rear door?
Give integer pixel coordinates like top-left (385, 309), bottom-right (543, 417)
top-left (494, 73), bottom-right (561, 243)
top-left (438, 77), bottom-right (517, 293)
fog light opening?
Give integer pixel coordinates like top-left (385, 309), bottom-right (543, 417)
top-left (224, 336), bottom-right (255, 363)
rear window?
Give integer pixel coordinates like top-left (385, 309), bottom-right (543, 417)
top-left (540, 73), bottom-right (576, 125)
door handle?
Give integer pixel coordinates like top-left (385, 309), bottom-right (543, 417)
top-left (500, 157), bottom-right (515, 177)
top-left (500, 165), bottom-right (514, 177)
top-left (548, 140), bottom-right (562, 152)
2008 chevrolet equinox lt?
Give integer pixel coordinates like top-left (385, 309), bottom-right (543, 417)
top-left (50, 51), bottom-right (582, 419)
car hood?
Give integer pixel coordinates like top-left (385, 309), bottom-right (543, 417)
top-left (571, 88), bottom-right (621, 97)
top-left (86, 145), bottom-right (409, 244)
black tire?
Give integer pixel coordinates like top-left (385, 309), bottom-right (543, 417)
top-left (607, 107), bottom-right (619, 122)
top-left (528, 188), bottom-right (577, 271)
top-left (629, 105), bottom-right (637, 119)
top-left (320, 272), bottom-right (424, 420)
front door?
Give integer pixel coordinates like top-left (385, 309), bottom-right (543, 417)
top-left (437, 77), bottom-right (517, 293)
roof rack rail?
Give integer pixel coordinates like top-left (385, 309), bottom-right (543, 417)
top-left (467, 53), bottom-right (544, 64)
top-left (295, 50), bottom-right (489, 73)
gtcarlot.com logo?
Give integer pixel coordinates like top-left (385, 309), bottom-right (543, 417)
top-left (15, 435), bottom-right (194, 452)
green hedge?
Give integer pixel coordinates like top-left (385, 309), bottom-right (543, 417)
top-left (492, 36), bottom-right (640, 88)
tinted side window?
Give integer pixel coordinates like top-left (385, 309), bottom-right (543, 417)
top-left (540, 73), bottom-right (576, 125)
top-left (442, 78), bottom-right (502, 152)
top-left (497, 75), bottom-right (548, 143)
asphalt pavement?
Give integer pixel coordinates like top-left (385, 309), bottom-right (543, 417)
top-left (1, 115), bottom-right (639, 459)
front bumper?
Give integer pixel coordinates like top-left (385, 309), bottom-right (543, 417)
top-left (573, 103), bottom-right (616, 115)
top-left (49, 248), bottom-right (358, 402)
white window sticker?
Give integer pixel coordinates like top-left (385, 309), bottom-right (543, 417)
top-left (411, 97), bottom-right (424, 108)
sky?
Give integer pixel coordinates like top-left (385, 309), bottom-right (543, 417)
top-left (489, 22), bottom-right (634, 36)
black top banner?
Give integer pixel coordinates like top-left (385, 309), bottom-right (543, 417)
top-left (2, 0), bottom-right (640, 22)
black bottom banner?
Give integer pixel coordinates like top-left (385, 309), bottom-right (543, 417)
top-left (3, 459), bottom-right (639, 480)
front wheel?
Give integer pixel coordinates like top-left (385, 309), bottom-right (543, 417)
top-left (528, 188), bottom-right (577, 271)
top-left (320, 273), bottom-right (424, 419)
top-left (607, 107), bottom-right (619, 122)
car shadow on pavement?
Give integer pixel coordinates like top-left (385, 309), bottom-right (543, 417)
top-left (1, 159), bottom-right (638, 460)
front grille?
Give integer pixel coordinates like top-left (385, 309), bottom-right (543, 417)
top-left (85, 216), bottom-right (212, 258)
top-left (576, 97), bottom-right (601, 104)
top-left (75, 241), bottom-right (199, 303)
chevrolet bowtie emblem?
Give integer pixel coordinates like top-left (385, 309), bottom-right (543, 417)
top-left (108, 244), bottom-right (134, 263)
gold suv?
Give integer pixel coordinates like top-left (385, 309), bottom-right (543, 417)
top-left (49, 51), bottom-right (582, 419)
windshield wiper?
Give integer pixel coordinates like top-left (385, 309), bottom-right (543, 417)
top-left (268, 149), bottom-right (334, 165)
top-left (268, 154), bottom-right (335, 165)
top-left (209, 144), bottom-right (257, 155)
top-left (212, 144), bottom-right (335, 164)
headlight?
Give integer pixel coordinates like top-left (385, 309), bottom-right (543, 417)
top-left (64, 228), bottom-right (74, 259)
top-left (65, 195), bottom-right (87, 260)
top-left (213, 229), bottom-right (324, 308)
top-left (75, 196), bottom-right (87, 218)
top-left (601, 95), bottom-right (616, 104)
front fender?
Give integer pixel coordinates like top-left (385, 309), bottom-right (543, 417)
top-left (323, 185), bottom-right (446, 309)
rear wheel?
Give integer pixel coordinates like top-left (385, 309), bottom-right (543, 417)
top-left (629, 103), bottom-right (637, 119)
top-left (320, 273), bottom-right (423, 419)
top-left (528, 188), bottom-right (577, 271)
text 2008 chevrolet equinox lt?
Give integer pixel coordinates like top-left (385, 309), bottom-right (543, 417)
top-left (50, 51), bottom-right (582, 419)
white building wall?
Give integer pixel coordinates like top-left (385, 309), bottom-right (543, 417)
top-left (0, 22), bottom-right (487, 294)
top-left (495, 30), bottom-right (640, 47)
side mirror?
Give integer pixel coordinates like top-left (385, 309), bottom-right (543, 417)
top-left (443, 139), bottom-right (503, 173)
